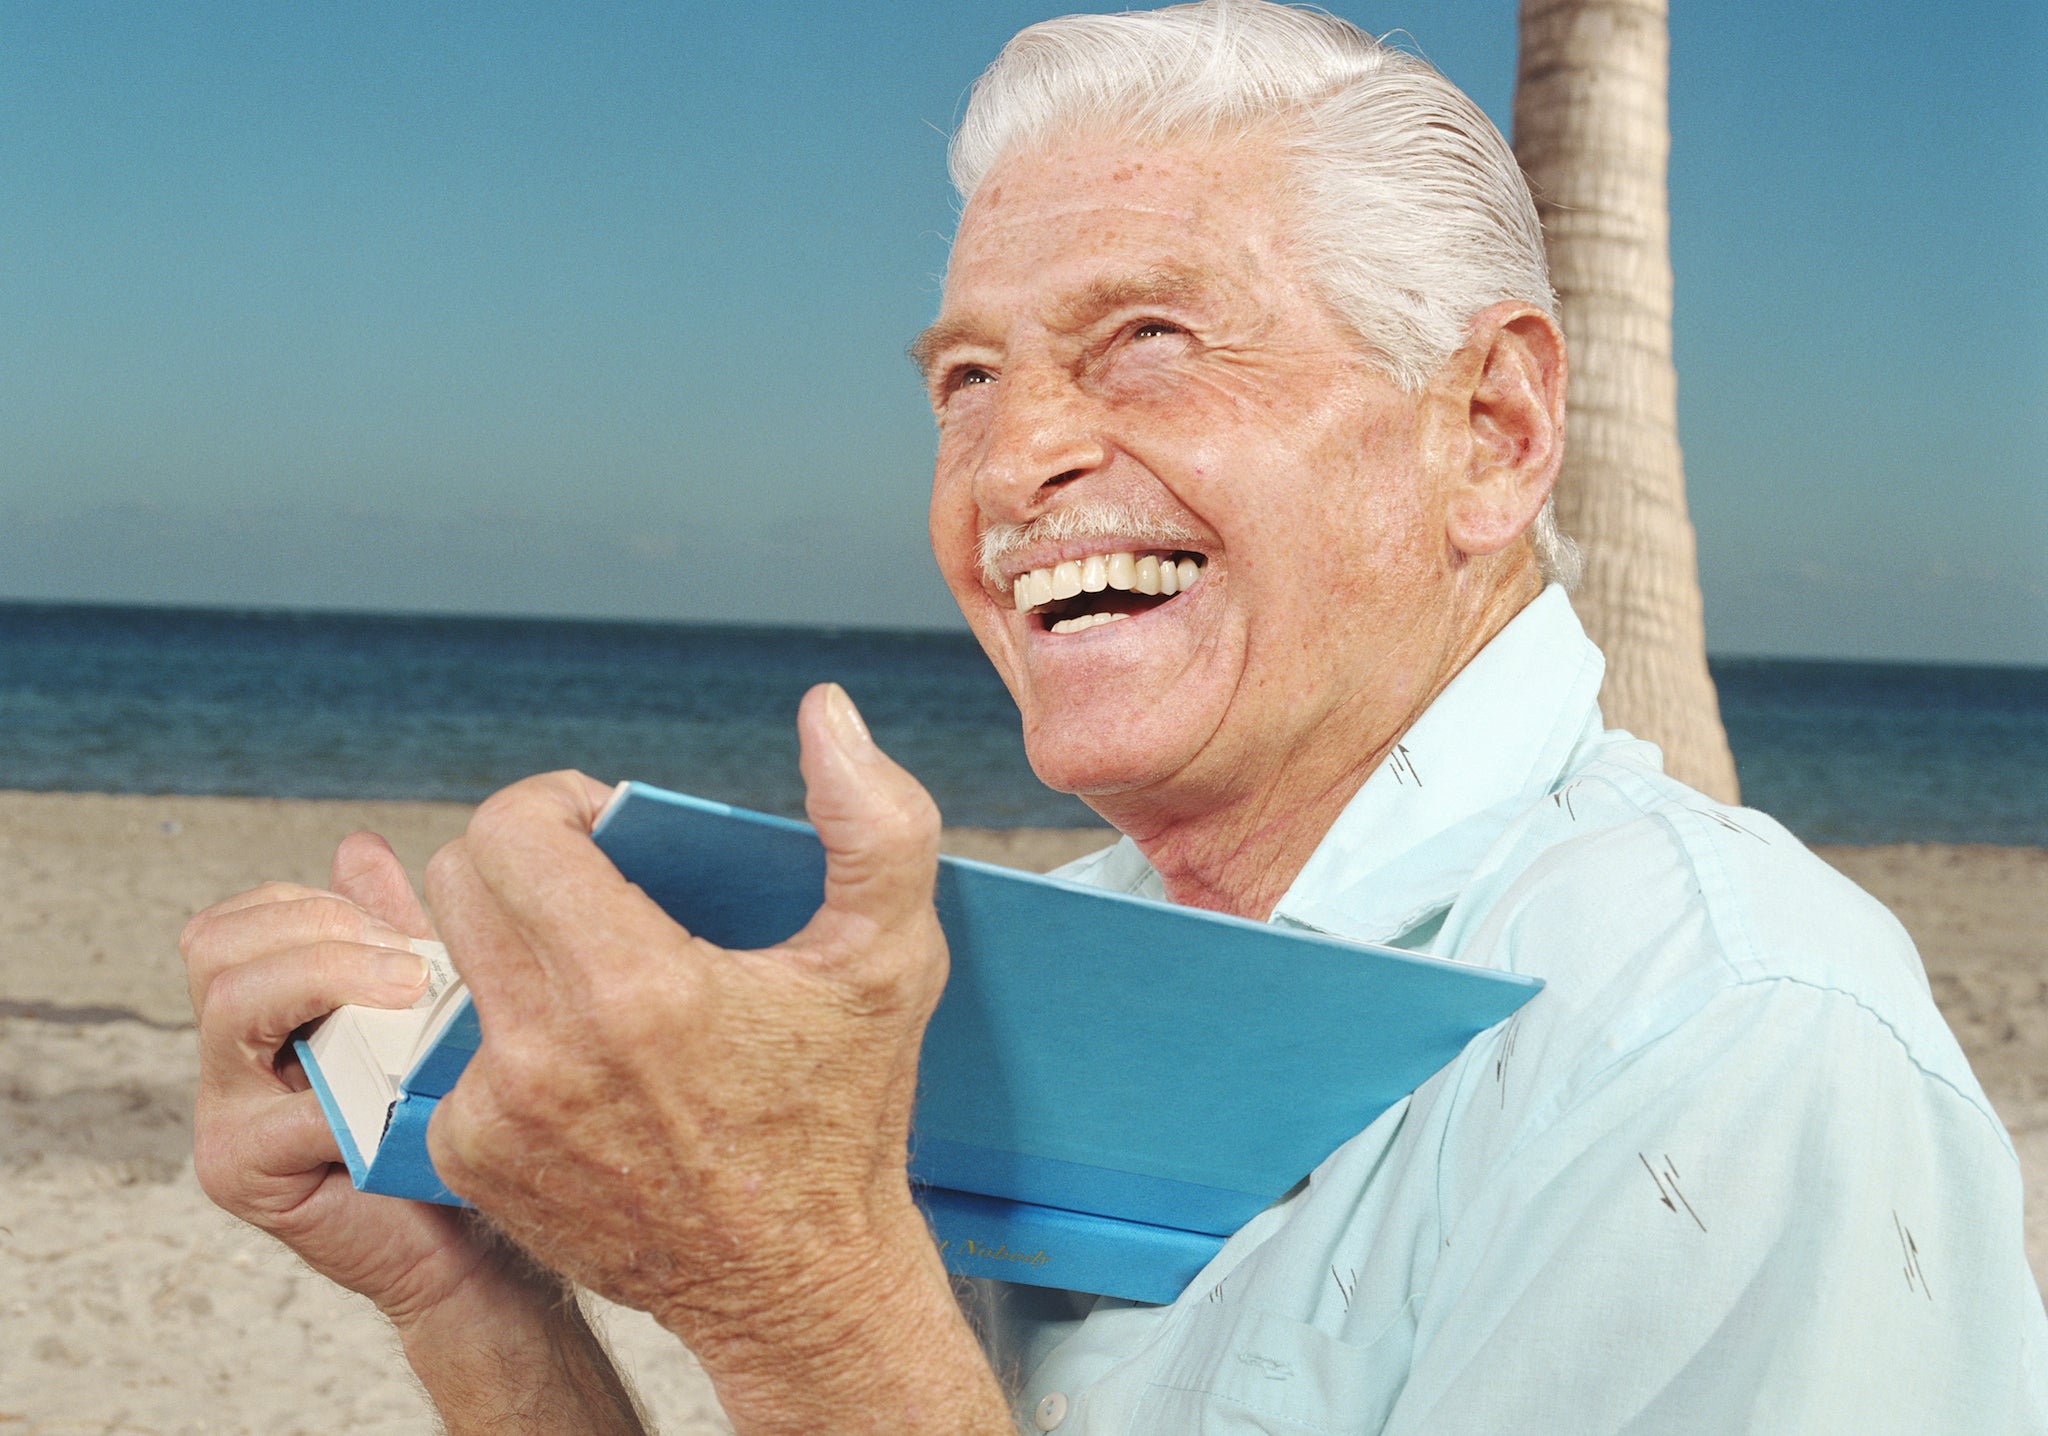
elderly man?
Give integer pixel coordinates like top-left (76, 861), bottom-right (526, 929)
top-left (182, 3), bottom-right (2047, 1432)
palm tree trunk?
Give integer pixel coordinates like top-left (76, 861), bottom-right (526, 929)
top-left (1513, 0), bottom-right (1741, 803)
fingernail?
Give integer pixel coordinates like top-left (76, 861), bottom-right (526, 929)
top-left (822, 683), bottom-right (873, 750)
top-left (379, 950), bottom-right (431, 992)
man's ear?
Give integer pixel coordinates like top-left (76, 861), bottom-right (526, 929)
top-left (1440, 302), bottom-right (1567, 560)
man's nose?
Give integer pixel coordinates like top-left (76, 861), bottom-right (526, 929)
top-left (971, 365), bottom-right (1108, 522)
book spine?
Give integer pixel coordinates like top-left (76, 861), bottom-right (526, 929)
top-left (361, 1092), bottom-right (468, 1207)
top-left (918, 1186), bottom-right (1224, 1307)
top-left (293, 1035), bottom-right (370, 1187)
top-left (910, 1136), bottom-right (1262, 1236)
top-left (402, 1033), bottom-right (477, 1099)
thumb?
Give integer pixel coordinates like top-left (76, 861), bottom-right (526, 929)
top-left (330, 831), bottom-right (436, 941)
top-left (795, 683), bottom-right (942, 942)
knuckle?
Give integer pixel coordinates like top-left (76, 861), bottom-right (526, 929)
top-left (539, 767), bottom-right (597, 796)
top-left (906, 794), bottom-right (943, 853)
top-left (300, 939), bottom-right (361, 994)
top-left (199, 959), bottom-right (256, 1021)
top-left (484, 1047), bottom-right (549, 1116)
top-left (427, 1097), bottom-right (473, 1174)
top-left (466, 792), bottom-right (515, 846)
top-left (333, 829), bottom-right (385, 861)
top-left (305, 895), bottom-right (377, 946)
top-left (591, 971), bottom-right (680, 1048)
top-left (871, 781), bottom-right (943, 867)
top-left (179, 883), bottom-right (294, 955)
top-left (200, 940), bottom-right (351, 1027)
top-left (329, 831), bottom-right (392, 885)
top-left (199, 967), bottom-right (284, 1048)
top-left (423, 838), bottom-right (467, 899)
top-left (891, 781), bottom-right (944, 842)
top-left (850, 958), bottom-right (932, 1015)
top-left (908, 920), bottom-right (951, 1001)
top-left (428, 1140), bottom-right (475, 1203)
top-left (190, 1125), bottom-right (245, 1209)
top-left (468, 780), bottom-right (537, 846)
top-left (468, 770), bottom-right (586, 849)
top-left (835, 797), bottom-right (942, 892)
top-left (177, 909), bottom-right (212, 961)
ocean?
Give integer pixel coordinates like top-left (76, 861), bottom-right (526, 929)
top-left (1, 602), bottom-right (2042, 845)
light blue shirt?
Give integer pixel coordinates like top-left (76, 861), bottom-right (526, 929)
top-left (979, 587), bottom-right (2048, 1434)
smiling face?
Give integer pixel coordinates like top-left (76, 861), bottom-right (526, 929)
top-left (921, 132), bottom-right (1496, 843)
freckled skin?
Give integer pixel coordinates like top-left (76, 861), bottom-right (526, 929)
top-left (923, 134), bottom-right (1565, 916)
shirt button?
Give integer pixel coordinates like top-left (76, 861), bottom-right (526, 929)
top-left (1033, 1391), bottom-right (1069, 1430)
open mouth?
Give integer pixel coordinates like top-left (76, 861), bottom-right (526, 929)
top-left (1010, 550), bottom-right (1206, 634)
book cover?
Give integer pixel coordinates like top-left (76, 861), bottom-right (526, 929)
top-left (295, 937), bottom-right (470, 1204)
top-left (917, 1186), bottom-right (1227, 1306)
top-left (594, 784), bottom-right (1540, 1237)
top-left (297, 782), bottom-right (1542, 1302)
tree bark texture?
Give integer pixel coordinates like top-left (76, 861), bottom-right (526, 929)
top-left (1513, 0), bottom-right (1741, 803)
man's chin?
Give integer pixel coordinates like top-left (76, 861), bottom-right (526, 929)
top-left (1021, 729), bottom-right (1186, 808)
top-left (1012, 654), bottom-right (1229, 807)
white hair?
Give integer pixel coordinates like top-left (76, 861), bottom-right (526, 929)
top-left (948, 0), bottom-right (1582, 590)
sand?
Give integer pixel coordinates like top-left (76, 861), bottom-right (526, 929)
top-left (0, 791), bottom-right (2040, 1432)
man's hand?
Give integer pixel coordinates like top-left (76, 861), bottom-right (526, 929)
top-left (181, 835), bottom-right (646, 1434)
top-left (181, 833), bottom-right (513, 1323)
top-left (425, 682), bottom-right (1010, 1434)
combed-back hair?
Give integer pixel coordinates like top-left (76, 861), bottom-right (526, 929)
top-left (948, 0), bottom-right (1582, 588)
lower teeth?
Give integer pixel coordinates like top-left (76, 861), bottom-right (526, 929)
top-left (1049, 611), bottom-right (1130, 635)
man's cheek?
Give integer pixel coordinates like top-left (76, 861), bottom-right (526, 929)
top-left (926, 500), bottom-right (982, 598)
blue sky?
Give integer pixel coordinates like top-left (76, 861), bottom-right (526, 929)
top-left (3, 0), bottom-right (2042, 662)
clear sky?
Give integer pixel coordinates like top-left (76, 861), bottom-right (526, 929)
top-left (4, 0), bottom-right (2043, 663)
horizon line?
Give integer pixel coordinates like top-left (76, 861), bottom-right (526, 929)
top-left (2, 593), bottom-right (2042, 674)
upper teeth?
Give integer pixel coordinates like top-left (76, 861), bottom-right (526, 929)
top-left (1011, 553), bottom-right (1203, 613)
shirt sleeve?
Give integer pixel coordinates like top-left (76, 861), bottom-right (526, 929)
top-left (1382, 977), bottom-right (2048, 1435)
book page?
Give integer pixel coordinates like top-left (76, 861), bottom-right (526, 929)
top-left (344, 938), bottom-right (457, 1080)
top-left (302, 1011), bottom-right (400, 1165)
top-left (297, 939), bottom-right (461, 1168)
top-left (404, 940), bottom-right (471, 1069)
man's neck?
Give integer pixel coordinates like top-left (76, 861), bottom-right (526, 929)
top-left (1121, 756), bottom-right (1382, 918)
top-left (1098, 572), bottom-right (1541, 919)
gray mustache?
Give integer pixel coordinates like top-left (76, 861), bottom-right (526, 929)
top-left (977, 504), bottom-right (1204, 588)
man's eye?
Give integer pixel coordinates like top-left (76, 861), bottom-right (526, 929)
top-left (947, 366), bottom-right (996, 392)
top-left (1131, 320), bottom-right (1183, 341)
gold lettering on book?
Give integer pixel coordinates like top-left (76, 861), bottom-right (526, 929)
top-left (955, 1236), bottom-right (1049, 1267)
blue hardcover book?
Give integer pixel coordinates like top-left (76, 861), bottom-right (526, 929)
top-left (919, 1188), bottom-right (1227, 1306)
top-left (295, 937), bottom-right (474, 1205)
top-left (297, 782), bottom-right (1541, 1304)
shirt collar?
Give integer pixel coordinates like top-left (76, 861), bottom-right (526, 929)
top-left (1057, 587), bottom-right (1607, 945)
top-left (1269, 585), bottom-right (1605, 945)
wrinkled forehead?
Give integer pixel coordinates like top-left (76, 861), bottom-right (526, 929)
top-left (951, 127), bottom-right (1295, 260)
top-left (929, 134), bottom-right (1306, 339)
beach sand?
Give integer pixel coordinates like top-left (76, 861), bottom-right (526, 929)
top-left (1, 791), bottom-right (2041, 1432)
